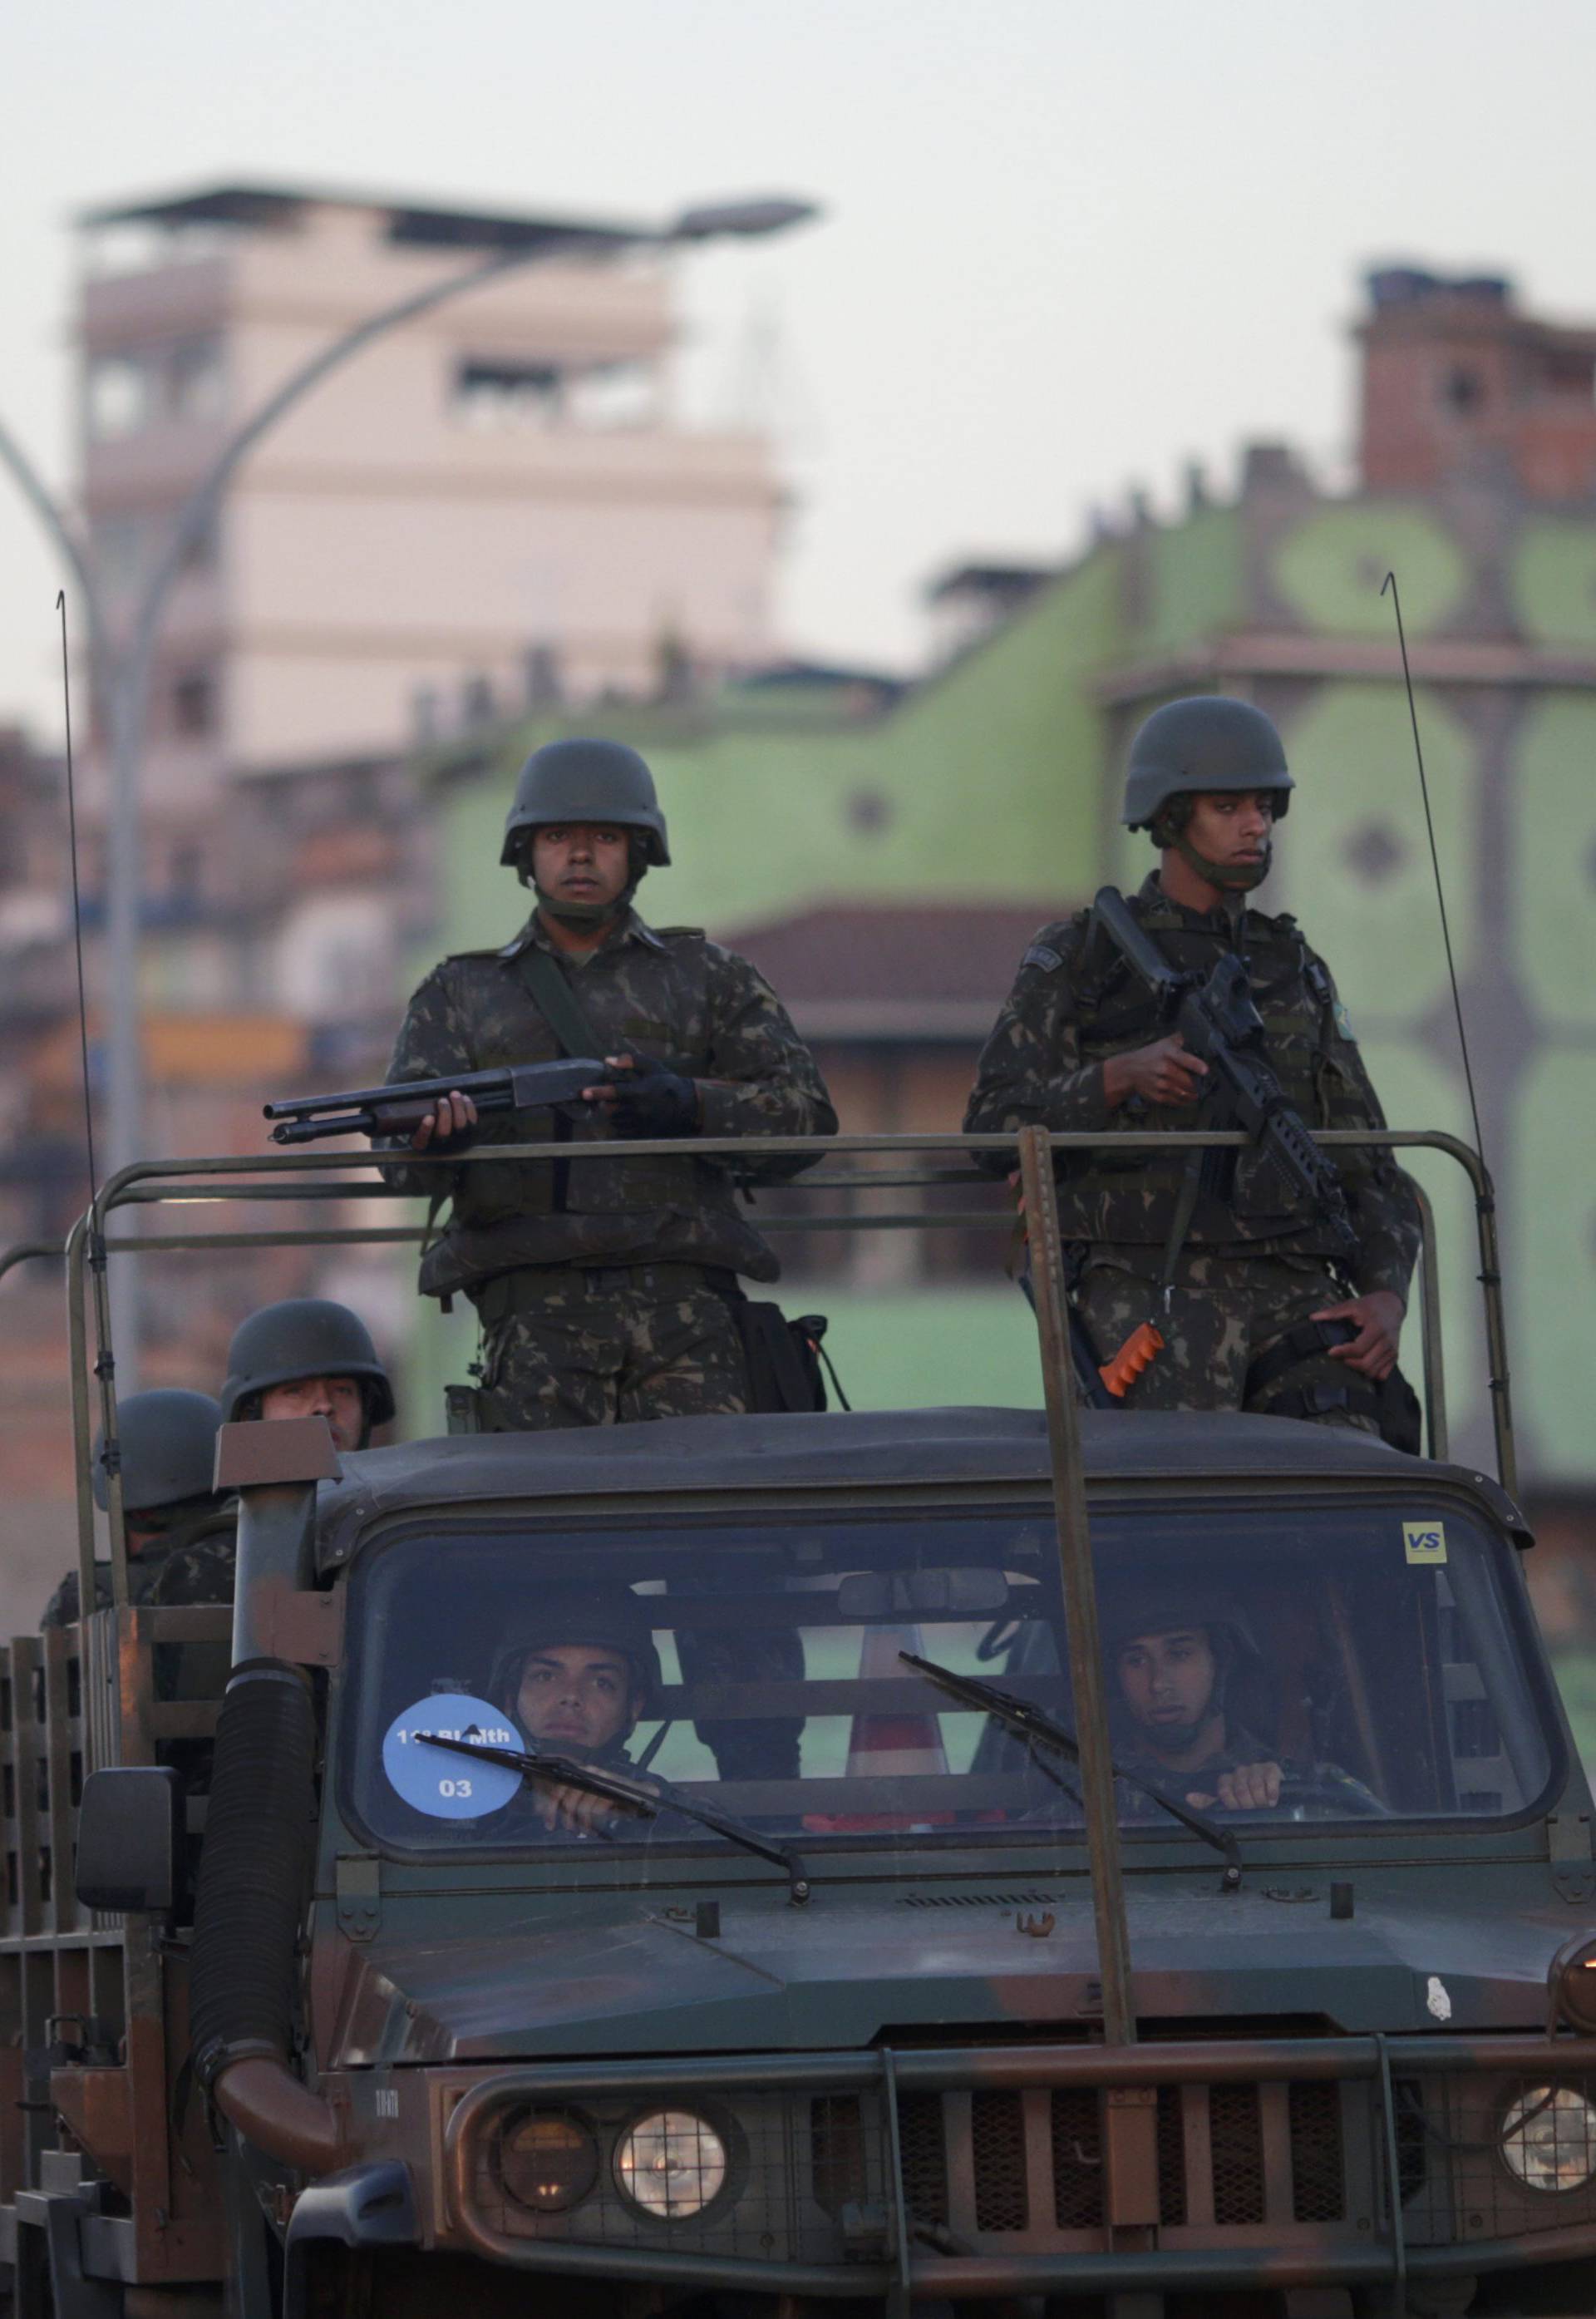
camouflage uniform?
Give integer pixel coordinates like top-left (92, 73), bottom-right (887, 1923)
top-left (42, 1500), bottom-right (236, 1630)
top-left (964, 872), bottom-right (1421, 1428)
top-left (386, 907), bottom-right (836, 1431)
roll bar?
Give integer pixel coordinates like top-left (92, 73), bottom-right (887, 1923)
top-left (50, 1123), bottom-right (1510, 1626)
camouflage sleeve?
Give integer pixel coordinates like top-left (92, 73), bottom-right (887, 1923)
top-left (40, 1565), bottom-right (111, 1629)
top-left (1311, 955), bottom-right (1422, 1302)
top-left (375, 963), bottom-right (480, 1198)
top-left (695, 946), bottom-right (839, 1157)
top-left (963, 921), bottom-right (1110, 1172)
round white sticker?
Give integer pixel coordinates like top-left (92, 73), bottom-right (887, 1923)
top-left (382, 1693), bottom-right (524, 1819)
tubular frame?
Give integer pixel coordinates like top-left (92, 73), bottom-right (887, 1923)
top-left (59, 1125), bottom-right (1510, 1607)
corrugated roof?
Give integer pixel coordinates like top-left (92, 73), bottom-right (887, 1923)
top-left (77, 180), bottom-right (649, 254)
top-left (724, 901), bottom-right (1065, 1038)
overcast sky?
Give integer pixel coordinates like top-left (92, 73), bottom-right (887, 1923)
top-left (3, 0), bottom-right (1591, 734)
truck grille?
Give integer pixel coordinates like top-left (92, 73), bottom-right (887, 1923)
top-left (860, 2080), bottom-right (1347, 2242)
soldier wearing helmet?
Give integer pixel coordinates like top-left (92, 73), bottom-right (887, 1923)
top-left (965, 697), bottom-right (1421, 1433)
top-left (382, 736), bottom-right (836, 1430)
top-left (1103, 1589), bottom-right (1374, 1817)
top-left (221, 1298), bottom-right (395, 1455)
top-left (41, 1389), bottom-right (235, 1629)
top-left (483, 1590), bottom-right (663, 1837)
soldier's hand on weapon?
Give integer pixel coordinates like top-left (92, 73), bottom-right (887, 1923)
top-left (1189, 1760), bottom-right (1283, 1812)
top-left (1104, 1034), bottom-right (1209, 1110)
top-left (584, 1053), bottom-right (702, 1137)
top-left (1312, 1289), bottom-right (1404, 1381)
top-left (410, 1091), bottom-right (479, 1151)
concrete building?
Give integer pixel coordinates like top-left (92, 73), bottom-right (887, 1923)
top-left (76, 179), bottom-right (786, 814)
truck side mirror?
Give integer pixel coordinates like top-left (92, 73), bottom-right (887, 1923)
top-left (75, 1766), bottom-right (184, 1915)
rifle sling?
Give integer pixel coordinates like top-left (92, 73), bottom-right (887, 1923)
top-left (517, 945), bottom-right (608, 1059)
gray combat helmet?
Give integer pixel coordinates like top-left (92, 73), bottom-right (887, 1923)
top-left (489, 1589), bottom-right (665, 1721)
top-left (220, 1299), bottom-right (396, 1428)
top-left (93, 1389), bottom-right (223, 1515)
top-left (500, 738), bottom-right (671, 869)
top-left (1122, 696), bottom-right (1293, 831)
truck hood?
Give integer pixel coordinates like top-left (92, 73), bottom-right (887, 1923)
top-left (327, 1869), bottom-right (1571, 2065)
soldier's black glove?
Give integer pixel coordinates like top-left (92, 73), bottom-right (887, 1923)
top-left (607, 1055), bottom-right (702, 1138)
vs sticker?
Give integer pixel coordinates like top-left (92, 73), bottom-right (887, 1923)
top-left (1403, 1521), bottom-right (1447, 1567)
top-left (382, 1693), bottom-right (523, 1819)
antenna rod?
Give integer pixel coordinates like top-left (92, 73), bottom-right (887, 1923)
top-left (1380, 571), bottom-right (1487, 1163)
top-left (56, 594), bottom-right (99, 1197)
top-left (58, 594), bottom-right (129, 1611)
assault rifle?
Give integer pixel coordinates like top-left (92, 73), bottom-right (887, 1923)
top-left (1086, 885), bottom-right (1357, 1264)
top-left (264, 1057), bottom-right (610, 1145)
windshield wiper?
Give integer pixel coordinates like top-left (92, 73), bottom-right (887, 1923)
top-left (418, 1732), bottom-right (811, 1904)
top-left (899, 1650), bottom-right (1242, 1892)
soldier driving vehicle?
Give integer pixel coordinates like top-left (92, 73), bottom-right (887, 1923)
top-left (965, 694), bottom-right (1424, 1434)
top-left (382, 736), bottom-right (838, 1432)
top-left (41, 1385), bottom-right (234, 1626)
top-left (481, 1587), bottom-right (663, 1837)
top-left (1104, 1586), bottom-right (1379, 1818)
top-left (220, 1295), bottom-right (396, 1455)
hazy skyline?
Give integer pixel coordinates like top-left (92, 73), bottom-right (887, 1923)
top-left (4, 0), bottom-right (1592, 737)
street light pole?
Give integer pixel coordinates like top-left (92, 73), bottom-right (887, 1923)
top-left (1, 194), bottom-right (817, 1383)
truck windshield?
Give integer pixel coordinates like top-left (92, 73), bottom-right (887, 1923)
top-left (341, 1497), bottom-right (1557, 1863)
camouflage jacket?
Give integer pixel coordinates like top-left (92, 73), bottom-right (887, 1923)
top-left (41, 1501), bottom-right (237, 1630)
top-left (963, 872), bottom-right (1421, 1299)
top-left (385, 909), bottom-right (837, 1297)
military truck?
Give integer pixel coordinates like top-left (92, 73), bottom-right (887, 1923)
top-left (2, 1122), bottom-right (1594, 2319)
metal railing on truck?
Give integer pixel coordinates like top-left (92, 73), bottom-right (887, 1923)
top-left (45, 1122), bottom-right (1506, 1612)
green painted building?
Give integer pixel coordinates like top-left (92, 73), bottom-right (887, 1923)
top-left (404, 269), bottom-right (1596, 1490)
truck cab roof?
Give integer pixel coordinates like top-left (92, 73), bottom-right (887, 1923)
top-left (315, 1406), bottom-right (1531, 1572)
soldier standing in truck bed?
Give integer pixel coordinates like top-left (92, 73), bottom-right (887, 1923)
top-left (964, 696), bottom-right (1422, 1433)
top-left (219, 1297), bottom-right (395, 1453)
top-left (385, 737), bottom-right (837, 1433)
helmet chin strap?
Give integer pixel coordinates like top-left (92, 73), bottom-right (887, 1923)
top-left (526, 841), bottom-right (648, 929)
top-left (532, 885), bottom-right (626, 930)
top-left (1171, 831), bottom-right (1273, 895)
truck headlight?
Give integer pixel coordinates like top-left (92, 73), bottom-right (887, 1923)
top-left (493, 2108), bottom-right (598, 2213)
top-left (615, 2109), bottom-right (728, 2218)
top-left (1500, 2085), bottom-right (1596, 2193)
top-left (1549, 1934), bottom-right (1596, 2035)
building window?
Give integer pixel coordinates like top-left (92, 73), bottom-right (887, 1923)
top-left (86, 356), bottom-right (152, 441)
top-left (1443, 366), bottom-right (1484, 413)
top-left (453, 358), bottom-right (564, 427)
top-left (567, 361), bottom-right (659, 429)
top-left (171, 669), bottom-right (218, 738)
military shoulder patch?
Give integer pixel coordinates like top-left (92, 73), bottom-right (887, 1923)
top-left (1334, 999), bottom-right (1356, 1040)
top-left (1022, 942), bottom-right (1065, 974)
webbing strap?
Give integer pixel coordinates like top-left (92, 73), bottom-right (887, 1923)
top-left (517, 945), bottom-right (606, 1059)
top-left (1243, 1316), bottom-right (1357, 1404)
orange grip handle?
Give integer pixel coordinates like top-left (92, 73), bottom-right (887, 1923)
top-left (1100, 1320), bottom-right (1165, 1399)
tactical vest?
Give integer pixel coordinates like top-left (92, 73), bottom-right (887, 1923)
top-left (1055, 897), bottom-right (1359, 1253)
top-left (416, 929), bottom-right (779, 1295)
